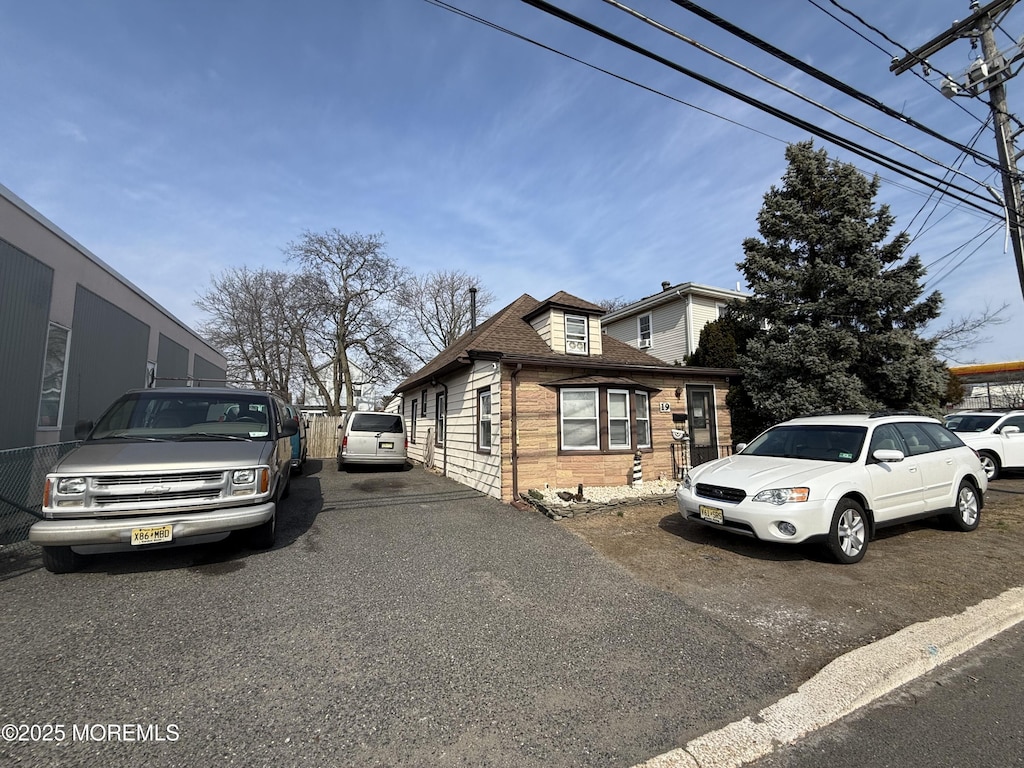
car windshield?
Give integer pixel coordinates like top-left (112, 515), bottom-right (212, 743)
top-left (742, 425), bottom-right (866, 462)
top-left (349, 413), bottom-right (403, 433)
top-left (945, 414), bottom-right (1002, 432)
top-left (90, 392), bottom-right (274, 441)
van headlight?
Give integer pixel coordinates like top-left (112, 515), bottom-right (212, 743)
top-left (232, 469), bottom-right (256, 485)
top-left (752, 487), bottom-right (809, 505)
top-left (57, 477), bottom-right (87, 495)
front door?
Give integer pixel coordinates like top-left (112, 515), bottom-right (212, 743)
top-left (686, 386), bottom-right (718, 466)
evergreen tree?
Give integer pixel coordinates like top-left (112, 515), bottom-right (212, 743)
top-left (736, 141), bottom-right (946, 424)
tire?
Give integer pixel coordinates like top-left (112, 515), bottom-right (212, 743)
top-left (826, 498), bottom-right (868, 564)
top-left (978, 452), bottom-right (1000, 481)
top-left (41, 546), bottom-right (83, 574)
top-left (248, 512), bottom-right (276, 549)
top-left (950, 479), bottom-right (981, 532)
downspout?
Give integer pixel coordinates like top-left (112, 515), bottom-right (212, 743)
top-left (510, 363), bottom-right (523, 501)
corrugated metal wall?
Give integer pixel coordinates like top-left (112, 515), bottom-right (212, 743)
top-left (193, 352), bottom-right (227, 387)
top-left (156, 333), bottom-right (188, 386)
top-left (61, 285), bottom-right (151, 438)
top-left (0, 239), bottom-right (54, 450)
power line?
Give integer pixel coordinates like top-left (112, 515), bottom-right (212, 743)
top-left (663, 0), bottom-right (1002, 171)
top-left (425, 0), bottom-right (1005, 231)
top-left (601, 0), bottom-right (996, 195)
top-left (806, 0), bottom-right (990, 127)
top-left (421, 0), bottom-right (783, 143)
top-left (516, 0), bottom-right (1002, 217)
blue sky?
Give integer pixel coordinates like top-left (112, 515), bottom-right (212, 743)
top-left (2, 0), bottom-right (1022, 364)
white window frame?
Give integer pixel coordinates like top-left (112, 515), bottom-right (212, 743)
top-left (635, 391), bottom-right (651, 448)
top-left (607, 389), bottom-right (632, 449)
top-left (435, 392), bottom-right (445, 447)
top-left (560, 388), bottom-right (599, 450)
top-left (638, 314), bottom-right (652, 348)
top-left (478, 389), bottom-right (492, 451)
top-left (37, 323), bottom-right (71, 430)
top-left (564, 314), bottom-right (589, 355)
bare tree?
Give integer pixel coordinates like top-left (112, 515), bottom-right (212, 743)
top-left (595, 296), bottom-right (634, 312)
top-left (195, 267), bottom-right (297, 400)
top-left (284, 229), bottom-right (410, 414)
top-left (929, 302), bottom-right (1010, 363)
top-left (394, 269), bottom-right (496, 365)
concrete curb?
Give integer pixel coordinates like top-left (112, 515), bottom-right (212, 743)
top-left (634, 585), bottom-right (1024, 768)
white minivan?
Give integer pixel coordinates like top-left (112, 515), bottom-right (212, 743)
top-left (336, 411), bottom-right (408, 470)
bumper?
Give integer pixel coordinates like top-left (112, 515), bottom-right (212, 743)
top-left (29, 503), bottom-right (275, 548)
top-left (340, 455), bottom-right (407, 467)
top-left (676, 488), bottom-right (831, 544)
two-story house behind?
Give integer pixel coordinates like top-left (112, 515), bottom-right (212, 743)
top-left (602, 282), bottom-right (748, 365)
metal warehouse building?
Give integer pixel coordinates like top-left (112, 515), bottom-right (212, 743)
top-left (0, 182), bottom-right (227, 451)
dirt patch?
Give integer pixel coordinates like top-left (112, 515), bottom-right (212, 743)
top-left (559, 474), bottom-right (1024, 682)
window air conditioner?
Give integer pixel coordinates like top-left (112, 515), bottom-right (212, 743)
top-left (639, 339), bottom-right (651, 349)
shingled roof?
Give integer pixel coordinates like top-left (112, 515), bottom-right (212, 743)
top-left (396, 291), bottom-right (719, 392)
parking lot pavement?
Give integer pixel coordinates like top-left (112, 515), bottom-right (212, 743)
top-left (2, 462), bottom-right (795, 768)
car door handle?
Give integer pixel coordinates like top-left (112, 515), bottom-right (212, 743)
top-left (908, 467), bottom-right (918, 473)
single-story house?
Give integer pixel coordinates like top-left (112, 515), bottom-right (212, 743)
top-left (393, 291), bottom-right (740, 503)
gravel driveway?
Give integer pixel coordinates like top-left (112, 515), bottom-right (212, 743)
top-left (2, 462), bottom-right (792, 768)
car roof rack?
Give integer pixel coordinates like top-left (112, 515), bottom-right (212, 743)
top-left (868, 410), bottom-right (924, 418)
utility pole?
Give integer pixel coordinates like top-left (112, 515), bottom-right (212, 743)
top-left (892, 0), bottom-right (1024, 303)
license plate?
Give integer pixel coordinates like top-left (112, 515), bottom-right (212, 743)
top-left (378, 441), bottom-right (394, 449)
top-left (699, 505), bottom-right (724, 525)
top-left (131, 524), bottom-right (173, 546)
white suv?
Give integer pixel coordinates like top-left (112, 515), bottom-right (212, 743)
top-left (944, 409), bottom-right (1024, 480)
top-left (676, 413), bottom-right (987, 564)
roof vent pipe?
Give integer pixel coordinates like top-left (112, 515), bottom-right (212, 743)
top-left (469, 286), bottom-right (478, 332)
top-left (661, 281), bottom-right (672, 291)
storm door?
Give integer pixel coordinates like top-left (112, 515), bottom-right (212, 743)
top-left (686, 386), bottom-right (718, 466)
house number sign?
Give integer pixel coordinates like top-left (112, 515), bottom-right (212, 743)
top-left (659, 402), bottom-right (672, 412)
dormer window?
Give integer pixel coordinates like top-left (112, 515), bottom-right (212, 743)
top-left (565, 314), bottom-right (589, 355)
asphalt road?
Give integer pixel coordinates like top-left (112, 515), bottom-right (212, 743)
top-left (749, 622), bottom-right (1024, 768)
top-left (1, 461), bottom-right (792, 768)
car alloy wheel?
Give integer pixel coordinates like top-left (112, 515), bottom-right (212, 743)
top-left (978, 452), bottom-right (1000, 481)
top-left (827, 498), bottom-right (868, 564)
top-left (951, 480), bottom-right (981, 532)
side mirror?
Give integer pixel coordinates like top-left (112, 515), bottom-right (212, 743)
top-left (735, 443), bottom-right (747, 453)
top-left (1000, 425), bottom-right (1020, 435)
top-left (873, 448), bottom-right (905, 463)
top-left (280, 418), bottom-right (299, 438)
top-left (74, 420), bottom-right (94, 440)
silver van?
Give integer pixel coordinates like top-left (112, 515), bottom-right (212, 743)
top-left (31, 387), bottom-right (298, 573)
top-left (336, 411), bottom-right (408, 470)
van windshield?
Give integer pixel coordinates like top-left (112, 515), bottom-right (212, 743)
top-left (91, 392), bottom-right (274, 441)
top-left (350, 413), bottom-right (403, 433)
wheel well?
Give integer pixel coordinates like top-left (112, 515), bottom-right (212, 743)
top-left (978, 449), bottom-right (1001, 466)
top-left (842, 492), bottom-right (876, 538)
top-left (960, 475), bottom-right (984, 508)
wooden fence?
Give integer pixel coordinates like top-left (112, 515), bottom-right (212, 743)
top-left (305, 416), bottom-right (344, 459)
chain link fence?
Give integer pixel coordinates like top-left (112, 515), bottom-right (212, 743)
top-left (0, 442), bottom-right (80, 551)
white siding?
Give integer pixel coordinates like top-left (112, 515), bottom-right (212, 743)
top-left (415, 362), bottom-right (503, 500)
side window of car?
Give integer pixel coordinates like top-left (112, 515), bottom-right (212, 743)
top-left (869, 424), bottom-right (904, 454)
top-left (894, 423), bottom-right (935, 455)
top-left (1002, 415), bottom-right (1024, 431)
top-left (920, 422), bottom-right (963, 451)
